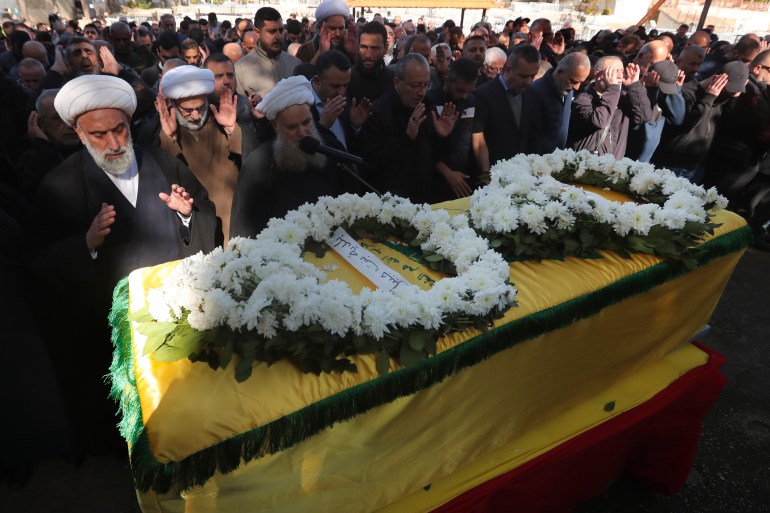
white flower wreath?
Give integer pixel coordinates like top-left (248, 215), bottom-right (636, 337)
top-left (141, 193), bottom-right (517, 380)
top-left (469, 150), bottom-right (728, 266)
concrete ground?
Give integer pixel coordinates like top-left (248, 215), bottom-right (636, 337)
top-left (2, 247), bottom-right (768, 513)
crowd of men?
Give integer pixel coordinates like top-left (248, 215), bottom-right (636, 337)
top-left (2, 1), bottom-right (770, 476)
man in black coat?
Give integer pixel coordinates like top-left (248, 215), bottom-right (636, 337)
top-left (360, 53), bottom-right (457, 203)
top-left (230, 76), bottom-right (352, 238)
top-left (34, 75), bottom-right (220, 457)
top-left (348, 21), bottom-right (394, 104)
top-left (472, 44), bottom-right (546, 173)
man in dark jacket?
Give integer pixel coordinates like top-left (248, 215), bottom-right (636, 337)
top-left (348, 22), bottom-right (394, 103)
top-left (472, 44), bottom-right (546, 173)
top-left (530, 52), bottom-right (591, 152)
top-left (427, 57), bottom-right (480, 201)
top-left (568, 55), bottom-right (653, 159)
top-left (360, 54), bottom-right (457, 203)
top-left (652, 62), bottom-right (747, 183)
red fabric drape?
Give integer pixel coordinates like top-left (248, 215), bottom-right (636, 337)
top-left (432, 342), bottom-right (726, 513)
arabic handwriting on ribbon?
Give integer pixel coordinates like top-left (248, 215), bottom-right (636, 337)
top-left (382, 256), bottom-right (400, 264)
top-left (360, 256), bottom-right (379, 271)
top-left (402, 264), bottom-right (418, 272)
top-left (381, 271), bottom-right (407, 290)
top-left (360, 242), bottom-right (382, 255)
top-left (332, 236), bottom-right (351, 250)
top-left (348, 246), bottom-right (359, 257)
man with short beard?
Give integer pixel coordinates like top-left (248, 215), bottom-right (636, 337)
top-left (156, 65), bottom-right (243, 241)
top-left (296, 0), bottom-right (357, 64)
top-left (234, 7), bottom-right (300, 98)
top-left (230, 76), bottom-right (350, 238)
top-left (348, 21), bottom-right (393, 103)
top-left (33, 74), bottom-right (218, 457)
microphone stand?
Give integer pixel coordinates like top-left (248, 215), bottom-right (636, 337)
top-left (335, 161), bottom-right (382, 196)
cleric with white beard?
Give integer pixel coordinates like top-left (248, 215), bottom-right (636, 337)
top-left (230, 75), bottom-right (354, 238)
top-left (33, 74), bottom-right (220, 457)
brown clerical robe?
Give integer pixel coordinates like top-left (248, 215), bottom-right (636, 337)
top-left (160, 116), bottom-right (242, 241)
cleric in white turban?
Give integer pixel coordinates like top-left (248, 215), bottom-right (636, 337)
top-left (315, 0), bottom-right (350, 23)
top-left (54, 74), bottom-right (137, 126)
top-left (160, 65), bottom-right (215, 99)
top-left (295, 0), bottom-right (352, 63)
top-left (256, 75), bottom-right (314, 120)
top-left (231, 74), bottom-right (349, 238)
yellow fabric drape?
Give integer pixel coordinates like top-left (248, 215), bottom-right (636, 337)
top-left (126, 197), bottom-right (746, 513)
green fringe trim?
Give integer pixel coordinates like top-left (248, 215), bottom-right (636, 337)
top-left (109, 224), bottom-right (752, 494)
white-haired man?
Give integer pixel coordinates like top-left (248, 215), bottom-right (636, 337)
top-left (230, 76), bottom-right (352, 237)
top-left (33, 74), bottom-right (219, 457)
top-left (156, 65), bottom-right (242, 241)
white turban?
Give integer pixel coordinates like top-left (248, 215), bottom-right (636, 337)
top-left (160, 65), bottom-right (215, 100)
top-left (315, 0), bottom-right (350, 23)
top-left (256, 76), bottom-right (314, 120)
top-left (54, 74), bottom-right (137, 126)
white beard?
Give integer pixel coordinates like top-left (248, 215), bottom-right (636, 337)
top-left (175, 103), bottom-right (209, 132)
top-left (83, 134), bottom-right (136, 176)
top-left (272, 125), bottom-right (327, 173)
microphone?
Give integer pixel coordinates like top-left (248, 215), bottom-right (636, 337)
top-left (298, 136), bottom-right (381, 195)
top-left (299, 136), bottom-right (367, 166)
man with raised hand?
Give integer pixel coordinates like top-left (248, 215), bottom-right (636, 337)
top-left (34, 74), bottom-right (218, 457)
top-left (231, 76), bottom-right (351, 237)
top-left (296, 0), bottom-right (357, 64)
top-left (156, 65), bottom-right (244, 242)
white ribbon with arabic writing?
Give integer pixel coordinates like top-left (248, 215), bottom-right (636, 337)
top-left (325, 227), bottom-right (409, 291)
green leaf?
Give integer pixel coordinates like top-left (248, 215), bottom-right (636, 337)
top-left (129, 306), bottom-right (154, 323)
top-left (424, 253), bottom-right (445, 263)
top-left (219, 340), bottom-right (234, 369)
top-left (399, 341), bottom-right (424, 367)
top-left (604, 400), bottom-right (616, 412)
top-left (167, 326), bottom-right (206, 354)
top-left (376, 348), bottom-right (390, 375)
top-left (152, 344), bottom-right (194, 362)
top-left (137, 322), bottom-right (178, 355)
top-left (235, 356), bottom-right (254, 382)
top-left (408, 330), bottom-right (431, 352)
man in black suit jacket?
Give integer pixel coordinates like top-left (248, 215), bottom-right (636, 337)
top-left (472, 44), bottom-right (546, 172)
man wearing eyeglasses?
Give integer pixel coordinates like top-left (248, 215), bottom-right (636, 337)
top-left (155, 65), bottom-right (242, 242)
top-left (360, 53), bottom-right (458, 202)
top-left (235, 7), bottom-right (300, 99)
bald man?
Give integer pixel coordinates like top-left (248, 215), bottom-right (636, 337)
top-left (676, 45), bottom-right (705, 82)
top-left (687, 31), bottom-right (711, 51)
top-left (223, 42), bottom-right (245, 63)
top-left (109, 21), bottom-right (147, 73)
top-left (18, 57), bottom-right (45, 91)
top-left (22, 40), bottom-right (49, 68)
top-left (241, 31), bottom-right (258, 54)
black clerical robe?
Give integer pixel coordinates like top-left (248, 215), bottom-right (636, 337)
top-left (33, 145), bottom-right (220, 456)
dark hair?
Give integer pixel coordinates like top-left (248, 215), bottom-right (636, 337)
top-left (285, 18), bottom-right (302, 34)
top-left (254, 7), bottom-right (282, 30)
top-left (359, 21), bottom-right (387, 47)
top-left (448, 26), bottom-right (463, 38)
top-left (464, 35), bottom-right (486, 47)
top-left (36, 31), bottom-right (52, 44)
top-left (658, 31), bottom-right (676, 42)
top-left (293, 62), bottom-right (317, 80)
top-left (141, 21), bottom-right (151, 30)
top-left (128, 21), bottom-right (137, 29)
top-left (10, 29), bottom-right (31, 48)
top-left (156, 30), bottom-right (181, 51)
top-left (221, 20), bottom-right (232, 31)
top-left (180, 19), bottom-right (190, 32)
top-left (208, 12), bottom-right (218, 22)
top-left (316, 50), bottom-right (351, 75)
top-left (508, 44), bottom-right (540, 68)
top-left (181, 38), bottom-right (199, 51)
top-left (442, 19), bottom-right (455, 29)
top-left (204, 52), bottom-right (232, 67)
top-left (447, 57), bottom-right (480, 83)
top-left (188, 27), bottom-right (204, 45)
